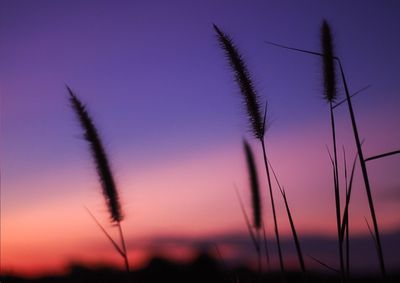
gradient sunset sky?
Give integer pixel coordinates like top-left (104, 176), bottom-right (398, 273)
top-left (1, 0), bottom-right (399, 277)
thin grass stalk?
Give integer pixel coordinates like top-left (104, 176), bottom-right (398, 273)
top-left (262, 221), bottom-right (270, 271)
top-left (365, 150), bottom-right (400, 162)
top-left (282, 188), bottom-right (306, 276)
top-left (257, 229), bottom-right (262, 275)
top-left (342, 147), bottom-right (350, 279)
top-left (260, 139), bottom-right (285, 274)
top-left (236, 186), bottom-right (262, 276)
top-left (117, 222), bottom-right (130, 272)
top-left (0, 162), bottom-right (2, 276)
top-left (340, 154), bottom-right (357, 241)
top-left (364, 217), bottom-right (377, 246)
top-left (268, 161), bottom-right (306, 277)
top-left (264, 35), bottom-right (387, 278)
top-left (234, 187), bottom-right (259, 254)
top-left (213, 244), bottom-right (233, 283)
top-left (332, 85), bottom-right (371, 109)
top-left (329, 102), bottom-right (345, 282)
top-left (261, 99), bottom-right (272, 273)
top-left (337, 60), bottom-right (386, 278)
top-left (345, 189), bottom-right (350, 280)
top-left (213, 244), bottom-right (227, 269)
top-left (85, 207), bottom-right (125, 257)
top-left (308, 255), bottom-right (340, 274)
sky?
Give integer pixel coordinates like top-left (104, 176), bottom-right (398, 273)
top-left (1, 0), bottom-right (400, 277)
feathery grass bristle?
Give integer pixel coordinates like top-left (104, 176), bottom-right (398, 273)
top-left (214, 24), bottom-right (265, 139)
top-left (321, 20), bottom-right (338, 103)
top-left (67, 85), bottom-right (123, 223)
top-left (243, 139), bottom-right (261, 229)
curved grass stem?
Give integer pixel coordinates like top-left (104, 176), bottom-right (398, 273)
top-left (260, 139), bottom-right (285, 276)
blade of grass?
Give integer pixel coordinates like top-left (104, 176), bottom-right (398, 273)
top-left (343, 147), bottom-right (350, 279)
top-left (213, 244), bottom-right (233, 283)
top-left (265, 41), bottom-right (324, 57)
top-left (365, 217), bottom-right (377, 244)
top-left (365, 150), bottom-right (400, 162)
top-left (340, 140), bottom-right (365, 242)
top-left (117, 222), bottom-right (130, 271)
top-left (340, 154), bottom-right (357, 241)
top-left (234, 186), bottom-right (259, 253)
top-left (262, 220), bottom-right (270, 270)
top-left (84, 206), bottom-right (125, 257)
top-left (260, 140), bottom-right (285, 274)
top-left (332, 85), bottom-right (371, 109)
top-left (308, 255), bottom-right (340, 274)
top-left (337, 59), bottom-right (386, 278)
top-left (267, 161), bottom-right (306, 276)
top-left (281, 188), bottom-right (306, 275)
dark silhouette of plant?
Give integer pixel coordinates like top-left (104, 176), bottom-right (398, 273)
top-left (265, 20), bottom-right (388, 279)
top-left (214, 24), bottom-right (285, 276)
top-left (234, 187), bottom-right (259, 258)
top-left (364, 150), bottom-right (400, 162)
top-left (243, 139), bottom-right (262, 272)
top-left (321, 21), bottom-right (345, 282)
top-left (67, 86), bottom-right (130, 272)
top-left (243, 140), bottom-right (262, 230)
top-left (268, 160), bottom-right (306, 279)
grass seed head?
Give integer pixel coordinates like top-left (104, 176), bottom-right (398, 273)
top-left (321, 20), bottom-right (338, 103)
top-left (67, 85), bottom-right (123, 223)
top-left (214, 24), bottom-right (265, 140)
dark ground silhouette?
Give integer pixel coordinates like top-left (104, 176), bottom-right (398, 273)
top-left (2, 253), bottom-right (399, 283)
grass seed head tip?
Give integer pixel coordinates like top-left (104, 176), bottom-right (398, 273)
top-left (321, 20), bottom-right (338, 103)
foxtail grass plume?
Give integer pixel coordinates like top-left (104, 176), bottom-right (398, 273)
top-left (243, 139), bottom-right (261, 229)
top-left (67, 86), bottom-right (123, 223)
top-left (214, 24), bottom-right (265, 140)
top-left (321, 20), bottom-right (338, 103)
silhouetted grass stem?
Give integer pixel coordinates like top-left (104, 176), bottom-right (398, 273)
top-left (329, 102), bottom-right (345, 282)
top-left (265, 38), bottom-right (387, 278)
top-left (268, 160), bottom-right (306, 278)
top-left (118, 222), bottom-right (130, 272)
top-left (337, 60), bottom-right (386, 278)
top-left (260, 139), bottom-right (285, 274)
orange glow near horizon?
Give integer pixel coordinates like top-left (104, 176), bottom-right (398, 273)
top-left (4, 128), bottom-right (400, 276)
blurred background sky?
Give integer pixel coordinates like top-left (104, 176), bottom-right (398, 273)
top-left (1, 0), bottom-right (399, 276)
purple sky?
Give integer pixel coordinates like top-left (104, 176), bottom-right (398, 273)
top-left (1, 0), bottom-right (399, 276)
